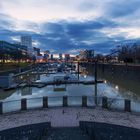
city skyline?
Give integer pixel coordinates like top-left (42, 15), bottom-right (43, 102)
top-left (0, 0), bottom-right (140, 54)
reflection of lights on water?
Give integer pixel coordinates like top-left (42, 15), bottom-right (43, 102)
top-left (104, 80), bottom-right (107, 84)
top-left (84, 75), bottom-right (87, 78)
top-left (20, 76), bottom-right (23, 79)
top-left (115, 85), bottom-right (119, 90)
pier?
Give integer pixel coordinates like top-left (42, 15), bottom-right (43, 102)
top-left (30, 80), bottom-right (103, 87)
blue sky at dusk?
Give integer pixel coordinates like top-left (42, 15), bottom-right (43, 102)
top-left (0, 0), bottom-right (140, 55)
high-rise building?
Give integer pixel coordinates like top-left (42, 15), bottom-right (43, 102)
top-left (65, 54), bottom-right (70, 61)
top-left (44, 50), bottom-right (50, 59)
top-left (79, 50), bottom-right (94, 60)
top-left (50, 54), bottom-right (53, 60)
top-left (21, 36), bottom-right (33, 55)
top-left (59, 53), bottom-right (63, 60)
top-left (33, 47), bottom-right (40, 56)
top-left (79, 50), bottom-right (87, 60)
top-left (87, 50), bottom-right (94, 59)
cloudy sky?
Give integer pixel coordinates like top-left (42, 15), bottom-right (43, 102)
top-left (0, 0), bottom-right (140, 54)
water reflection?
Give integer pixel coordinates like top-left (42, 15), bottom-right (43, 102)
top-left (21, 87), bottom-right (32, 96)
top-left (0, 66), bottom-right (140, 105)
top-left (0, 67), bottom-right (140, 113)
top-left (85, 64), bottom-right (140, 97)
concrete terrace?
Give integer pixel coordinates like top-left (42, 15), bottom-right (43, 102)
top-left (0, 107), bottom-right (140, 131)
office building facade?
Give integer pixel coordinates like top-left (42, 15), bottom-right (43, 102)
top-left (21, 36), bottom-right (33, 55)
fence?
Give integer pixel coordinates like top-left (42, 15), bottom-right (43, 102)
top-left (0, 96), bottom-right (140, 114)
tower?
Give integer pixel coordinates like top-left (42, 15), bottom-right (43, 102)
top-left (21, 36), bottom-right (33, 56)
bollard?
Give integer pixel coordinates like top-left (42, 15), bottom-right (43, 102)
top-left (43, 97), bottom-right (48, 108)
top-left (63, 96), bottom-right (68, 107)
top-left (125, 99), bottom-right (131, 112)
top-left (0, 102), bottom-right (3, 114)
top-left (21, 98), bottom-right (27, 110)
top-left (102, 96), bottom-right (108, 109)
top-left (82, 96), bottom-right (87, 107)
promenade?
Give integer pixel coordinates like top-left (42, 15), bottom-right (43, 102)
top-left (0, 107), bottom-right (140, 131)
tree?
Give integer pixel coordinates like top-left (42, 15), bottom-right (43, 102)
top-left (116, 43), bottom-right (140, 63)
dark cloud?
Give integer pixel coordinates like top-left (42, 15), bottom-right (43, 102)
top-left (0, 13), bottom-right (15, 29)
top-left (107, 0), bottom-right (140, 18)
top-left (0, 17), bottom-right (124, 54)
top-left (65, 19), bottom-right (118, 41)
top-left (41, 22), bottom-right (65, 33)
top-left (0, 5), bottom-right (140, 55)
top-left (66, 19), bottom-right (116, 31)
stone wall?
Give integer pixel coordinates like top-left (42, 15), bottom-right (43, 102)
top-left (82, 63), bottom-right (140, 95)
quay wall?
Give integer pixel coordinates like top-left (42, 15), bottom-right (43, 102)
top-left (83, 63), bottom-right (140, 81)
top-left (82, 63), bottom-right (140, 95)
top-left (98, 64), bottom-right (140, 81)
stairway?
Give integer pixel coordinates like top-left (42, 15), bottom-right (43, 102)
top-left (43, 127), bottom-right (90, 140)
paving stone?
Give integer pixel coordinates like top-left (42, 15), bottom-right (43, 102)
top-left (44, 127), bottom-right (90, 140)
top-left (0, 107), bottom-right (140, 131)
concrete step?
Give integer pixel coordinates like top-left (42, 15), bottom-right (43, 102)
top-left (43, 127), bottom-right (90, 140)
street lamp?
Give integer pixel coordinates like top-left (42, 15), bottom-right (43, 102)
top-left (17, 48), bottom-right (21, 73)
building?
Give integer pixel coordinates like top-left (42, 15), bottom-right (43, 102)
top-left (65, 54), bottom-right (70, 61)
top-left (79, 50), bottom-right (94, 60)
top-left (59, 53), bottom-right (63, 60)
top-left (33, 47), bottom-right (43, 62)
top-left (21, 36), bottom-right (33, 55)
top-left (50, 54), bottom-right (54, 60)
top-left (44, 50), bottom-right (50, 59)
top-left (0, 41), bottom-right (27, 52)
top-left (79, 50), bottom-right (87, 60)
top-left (86, 50), bottom-right (94, 59)
top-left (33, 47), bottom-right (41, 56)
top-left (0, 40), bottom-right (28, 62)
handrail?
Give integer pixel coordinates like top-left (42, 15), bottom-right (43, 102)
top-left (0, 96), bottom-right (125, 103)
top-left (0, 95), bottom-right (140, 114)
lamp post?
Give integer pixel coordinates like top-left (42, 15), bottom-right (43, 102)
top-left (94, 60), bottom-right (98, 105)
top-left (78, 61), bottom-right (80, 80)
top-left (17, 48), bottom-right (22, 73)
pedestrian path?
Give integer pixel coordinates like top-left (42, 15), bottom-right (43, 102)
top-left (0, 107), bottom-right (140, 131)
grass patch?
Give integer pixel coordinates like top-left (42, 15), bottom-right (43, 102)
top-left (0, 62), bottom-right (33, 72)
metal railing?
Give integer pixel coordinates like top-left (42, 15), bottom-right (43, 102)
top-left (0, 96), bottom-right (140, 114)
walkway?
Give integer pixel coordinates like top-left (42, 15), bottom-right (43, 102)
top-left (0, 107), bottom-right (140, 131)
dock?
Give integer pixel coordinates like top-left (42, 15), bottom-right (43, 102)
top-left (31, 80), bottom-right (103, 87)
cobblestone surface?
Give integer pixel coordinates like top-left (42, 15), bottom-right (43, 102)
top-left (0, 107), bottom-right (140, 131)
